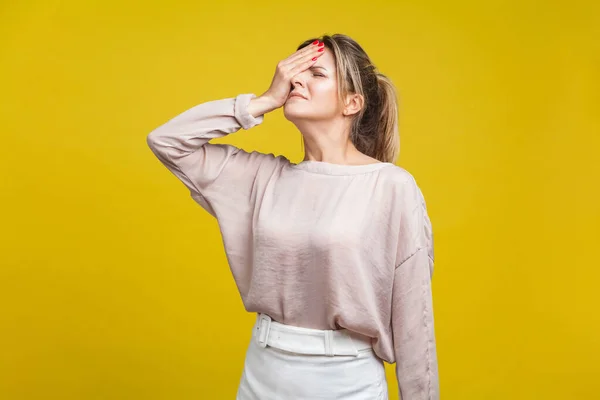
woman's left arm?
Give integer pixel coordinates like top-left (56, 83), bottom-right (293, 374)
top-left (391, 177), bottom-right (440, 400)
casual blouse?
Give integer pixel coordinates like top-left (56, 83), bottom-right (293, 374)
top-left (146, 93), bottom-right (440, 399)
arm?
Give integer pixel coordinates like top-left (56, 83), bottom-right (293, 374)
top-left (391, 178), bottom-right (440, 399)
top-left (147, 43), bottom-right (323, 222)
top-left (146, 43), bottom-right (326, 217)
top-left (146, 93), bottom-right (282, 217)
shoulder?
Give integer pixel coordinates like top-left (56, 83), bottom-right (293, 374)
top-left (384, 166), bottom-right (434, 268)
top-left (378, 164), bottom-right (422, 193)
top-left (377, 165), bottom-right (431, 220)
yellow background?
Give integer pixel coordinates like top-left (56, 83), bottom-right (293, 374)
top-left (1, 1), bottom-right (599, 399)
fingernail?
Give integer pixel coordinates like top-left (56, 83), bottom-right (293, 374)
top-left (318, 47), bottom-right (324, 52)
top-left (312, 57), bottom-right (317, 61)
top-left (312, 40), bottom-right (319, 45)
top-left (318, 42), bottom-right (324, 47)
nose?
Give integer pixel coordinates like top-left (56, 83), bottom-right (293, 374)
top-left (291, 73), bottom-right (306, 89)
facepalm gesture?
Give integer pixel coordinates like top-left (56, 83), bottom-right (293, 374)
top-left (262, 40), bottom-right (325, 109)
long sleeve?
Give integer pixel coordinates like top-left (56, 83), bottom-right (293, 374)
top-left (391, 177), bottom-right (439, 399)
top-left (146, 93), bottom-right (284, 219)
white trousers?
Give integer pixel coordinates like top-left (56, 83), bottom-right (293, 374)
top-left (236, 314), bottom-right (389, 400)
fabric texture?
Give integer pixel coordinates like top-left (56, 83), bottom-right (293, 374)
top-left (146, 93), bottom-right (439, 399)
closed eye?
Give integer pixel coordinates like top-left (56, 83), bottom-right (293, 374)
top-left (312, 73), bottom-right (325, 77)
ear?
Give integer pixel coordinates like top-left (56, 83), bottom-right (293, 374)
top-left (342, 93), bottom-right (364, 116)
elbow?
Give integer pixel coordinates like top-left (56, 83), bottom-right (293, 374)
top-left (146, 128), bottom-right (168, 152)
top-left (146, 131), bottom-right (158, 151)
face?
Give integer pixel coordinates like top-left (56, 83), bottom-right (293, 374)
top-left (283, 47), bottom-right (342, 122)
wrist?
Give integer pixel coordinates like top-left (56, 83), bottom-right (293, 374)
top-left (248, 95), bottom-right (279, 118)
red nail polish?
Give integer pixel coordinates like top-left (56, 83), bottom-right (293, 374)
top-left (312, 40), bottom-right (319, 45)
top-left (318, 42), bottom-right (324, 47)
top-left (318, 47), bottom-right (324, 52)
top-left (312, 57), bottom-right (317, 61)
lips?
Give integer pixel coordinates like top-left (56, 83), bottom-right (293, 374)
top-left (288, 92), bottom-right (307, 100)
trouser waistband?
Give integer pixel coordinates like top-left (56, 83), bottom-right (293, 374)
top-left (254, 313), bottom-right (373, 357)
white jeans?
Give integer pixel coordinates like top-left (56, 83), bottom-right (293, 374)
top-left (236, 314), bottom-right (389, 400)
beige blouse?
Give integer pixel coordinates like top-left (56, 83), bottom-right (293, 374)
top-left (146, 93), bottom-right (439, 399)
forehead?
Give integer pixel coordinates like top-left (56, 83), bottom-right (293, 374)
top-left (313, 47), bottom-right (336, 72)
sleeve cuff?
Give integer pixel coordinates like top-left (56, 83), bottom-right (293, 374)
top-left (234, 93), bottom-right (264, 130)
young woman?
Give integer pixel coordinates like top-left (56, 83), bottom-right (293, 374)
top-left (147, 33), bottom-right (439, 400)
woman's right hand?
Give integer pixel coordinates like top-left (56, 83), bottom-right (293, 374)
top-left (247, 41), bottom-right (325, 117)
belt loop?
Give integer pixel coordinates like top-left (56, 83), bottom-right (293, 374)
top-left (324, 330), bottom-right (334, 356)
top-left (257, 314), bottom-right (272, 348)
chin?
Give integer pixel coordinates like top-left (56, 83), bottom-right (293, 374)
top-left (283, 102), bottom-right (310, 121)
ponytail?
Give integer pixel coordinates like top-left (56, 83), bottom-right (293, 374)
top-left (350, 71), bottom-right (400, 164)
top-left (299, 34), bottom-right (400, 163)
top-left (373, 73), bottom-right (400, 163)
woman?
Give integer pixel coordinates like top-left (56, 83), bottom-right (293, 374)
top-left (147, 34), bottom-right (439, 400)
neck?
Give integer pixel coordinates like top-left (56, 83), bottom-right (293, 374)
top-left (296, 118), bottom-right (363, 165)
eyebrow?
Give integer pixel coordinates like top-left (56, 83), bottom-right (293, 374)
top-left (310, 66), bottom-right (327, 71)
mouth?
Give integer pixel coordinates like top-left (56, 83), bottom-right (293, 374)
top-left (288, 93), bottom-right (307, 100)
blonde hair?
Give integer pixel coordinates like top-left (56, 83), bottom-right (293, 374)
top-left (297, 34), bottom-right (400, 163)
